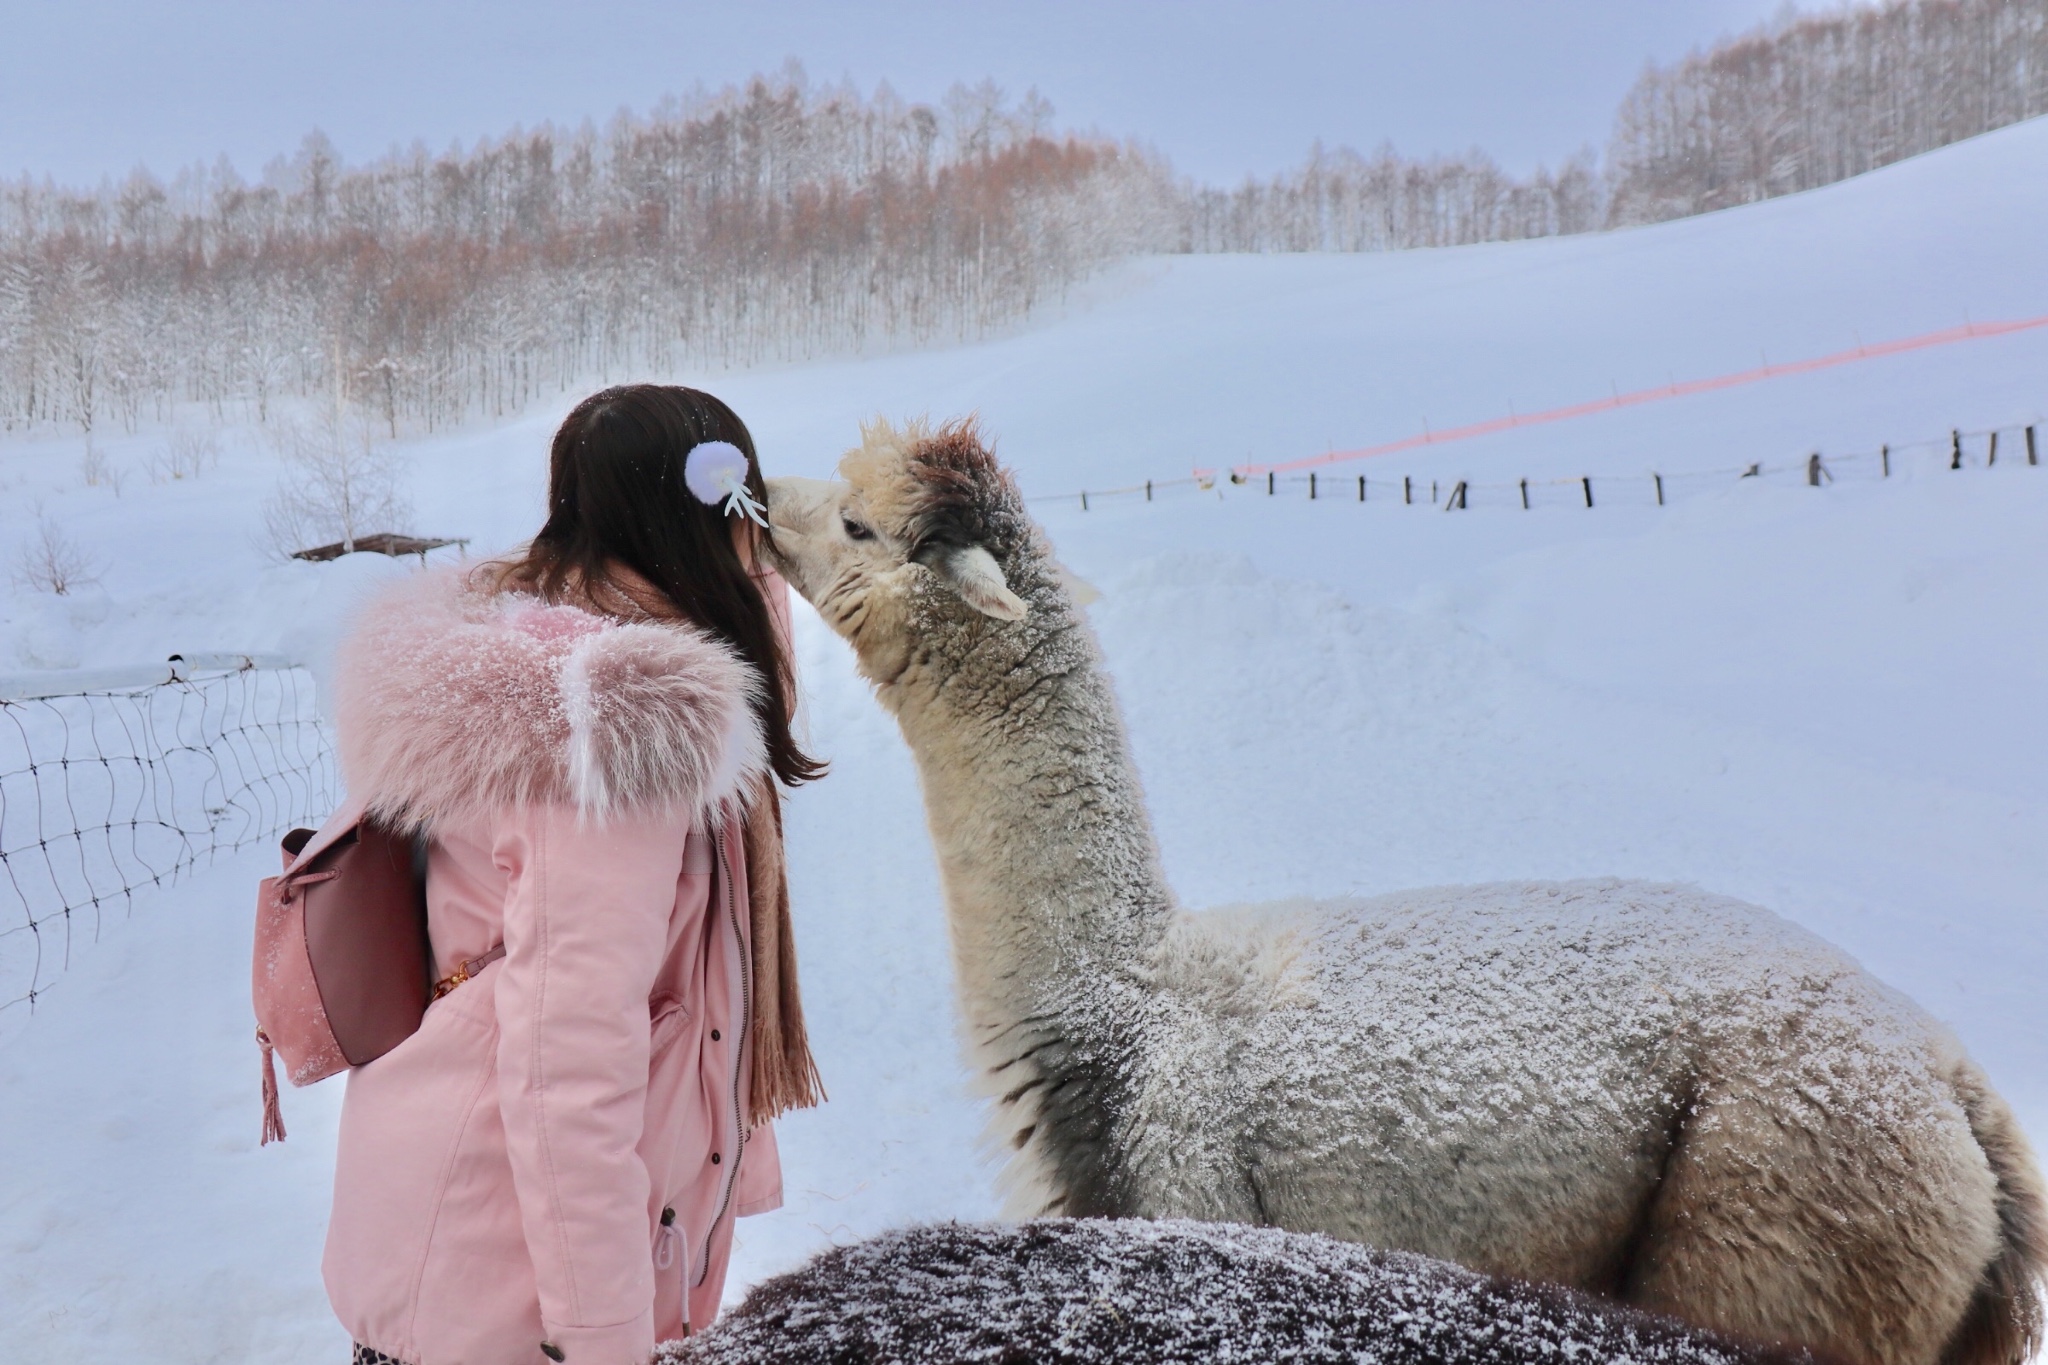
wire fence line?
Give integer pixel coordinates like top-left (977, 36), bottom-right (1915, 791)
top-left (0, 655), bottom-right (338, 1038)
top-left (1037, 420), bottom-right (2043, 513)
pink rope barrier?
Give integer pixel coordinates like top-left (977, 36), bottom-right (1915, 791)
top-left (1220, 315), bottom-right (2048, 480)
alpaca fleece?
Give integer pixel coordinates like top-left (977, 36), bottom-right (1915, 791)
top-left (660, 1219), bottom-right (1826, 1365)
top-left (333, 566), bottom-right (766, 829)
top-left (760, 423), bottom-right (2047, 1365)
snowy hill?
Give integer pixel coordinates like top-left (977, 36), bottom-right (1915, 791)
top-left (3, 119), bottom-right (2046, 1361)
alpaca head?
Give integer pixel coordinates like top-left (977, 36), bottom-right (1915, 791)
top-left (766, 418), bottom-right (1035, 683)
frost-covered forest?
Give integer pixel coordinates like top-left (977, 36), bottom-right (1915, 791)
top-left (2, 0), bottom-right (2042, 435)
top-left (0, 79), bottom-right (1176, 436)
top-left (1606, 0), bottom-right (2048, 222)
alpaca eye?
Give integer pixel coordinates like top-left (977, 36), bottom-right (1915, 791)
top-left (842, 518), bottom-right (875, 541)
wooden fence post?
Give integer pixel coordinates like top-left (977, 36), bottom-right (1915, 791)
top-left (1444, 481), bottom-right (1467, 510)
top-left (1431, 480), bottom-right (1439, 504)
top-left (1988, 431), bottom-right (1999, 466)
top-left (1404, 476), bottom-right (1413, 505)
top-left (1145, 480), bottom-right (1153, 502)
top-left (1520, 478), bottom-right (1530, 510)
top-left (1309, 472), bottom-right (1317, 500)
top-left (1806, 452), bottom-right (1831, 486)
top-left (1881, 444), bottom-right (1890, 477)
top-left (1653, 473), bottom-right (1664, 505)
top-left (2029, 426), bottom-right (2039, 466)
top-left (1581, 477), bottom-right (1594, 508)
top-left (1951, 430), bottom-right (1963, 469)
top-left (1358, 475), bottom-right (1366, 502)
top-left (1267, 471), bottom-right (1275, 496)
top-left (1081, 491), bottom-right (1089, 511)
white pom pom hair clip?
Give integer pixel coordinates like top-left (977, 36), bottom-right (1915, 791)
top-left (682, 440), bottom-right (769, 527)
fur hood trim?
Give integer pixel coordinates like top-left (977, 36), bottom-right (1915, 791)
top-left (334, 567), bottom-right (768, 830)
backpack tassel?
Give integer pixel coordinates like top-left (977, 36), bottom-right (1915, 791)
top-left (258, 1028), bottom-right (287, 1145)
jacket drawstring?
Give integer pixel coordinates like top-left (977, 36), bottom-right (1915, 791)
top-left (656, 1206), bottom-right (689, 1333)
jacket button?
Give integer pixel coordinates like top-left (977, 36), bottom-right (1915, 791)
top-left (710, 1151), bottom-right (721, 1165)
top-left (540, 1343), bottom-right (565, 1362)
top-left (709, 1029), bottom-right (720, 1041)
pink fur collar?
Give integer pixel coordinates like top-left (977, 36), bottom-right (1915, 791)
top-left (333, 567), bottom-right (767, 830)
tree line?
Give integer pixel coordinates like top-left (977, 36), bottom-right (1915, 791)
top-left (1606, 0), bottom-right (2048, 222)
top-left (0, 75), bottom-right (1176, 437)
top-left (3, 0), bottom-right (2042, 439)
top-left (1193, 0), bottom-right (2046, 248)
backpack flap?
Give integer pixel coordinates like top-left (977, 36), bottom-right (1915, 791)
top-left (301, 818), bottom-right (433, 1067)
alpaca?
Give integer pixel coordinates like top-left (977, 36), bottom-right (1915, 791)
top-left (659, 1218), bottom-right (1831, 1365)
top-left (762, 419), bottom-right (2047, 1365)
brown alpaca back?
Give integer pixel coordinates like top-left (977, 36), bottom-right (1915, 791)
top-left (1943, 1061), bottom-right (2048, 1365)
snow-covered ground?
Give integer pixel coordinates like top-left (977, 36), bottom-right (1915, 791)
top-left (3, 116), bottom-right (2046, 1361)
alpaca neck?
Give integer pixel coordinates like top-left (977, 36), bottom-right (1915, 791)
top-left (879, 561), bottom-right (1175, 1211)
top-left (886, 580), bottom-right (1174, 1017)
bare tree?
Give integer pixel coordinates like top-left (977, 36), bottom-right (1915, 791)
top-left (13, 517), bottom-right (102, 596)
top-left (262, 404), bottom-right (409, 558)
top-left (79, 444), bottom-right (125, 493)
top-left (147, 428), bottom-right (220, 483)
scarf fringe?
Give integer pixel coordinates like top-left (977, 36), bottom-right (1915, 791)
top-left (743, 777), bottom-right (826, 1126)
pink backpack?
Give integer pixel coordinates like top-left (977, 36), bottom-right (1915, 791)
top-left (250, 800), bottom-right (499, 1142)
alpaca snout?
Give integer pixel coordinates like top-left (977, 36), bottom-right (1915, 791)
top-left (761, 475), bottom-right (845, 605)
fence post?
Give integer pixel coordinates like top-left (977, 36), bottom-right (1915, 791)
top-left (1145, 480), bottom-right (1152, 502)
top-left (1653, 473), bottom-right (1664, 506)
top-left (2029, 426), bottom-right (2039, 466)
top-left (1444, 481), bottom-right (1467, 510)
top-left (1881, 444), bottom-right (1890, 477)
top-left (1081, 491), bottom-right (1089, 511)
top-left (1807, 453), bottom-right (1831, 486)
top-left (1951, 429), bottom-right (1963, 469)
top-left (1404, 476), bottom-right (1413, 505)
top-left (1267, 471), bottom-right (1275, 496)
top-left (1431, 480), bottom-right (1439, 504)
top-left (1987, 431), bottom-right (1999, 466)
top-left (1358, 475), bottom-right (1366, 502)
top-left (1520, 479), bottom-right (1530, 510)
top-left (1309, 472), bottom-right (1317, 500)
top-left (1581, 476), bottom-right (1594, 508)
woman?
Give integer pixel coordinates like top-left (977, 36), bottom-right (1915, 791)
top-left (323, 385), bottom-right (825, 1365)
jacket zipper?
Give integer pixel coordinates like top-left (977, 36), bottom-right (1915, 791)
top-left (696, 822), bottom-right (751, 1286)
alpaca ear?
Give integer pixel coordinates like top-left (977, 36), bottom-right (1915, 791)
top-left (930, 544), bottom-right (1027, 621)
top-left (1052, 560), bottom-right (1100, 608)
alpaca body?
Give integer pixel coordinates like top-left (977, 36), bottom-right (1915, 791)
top-left (664, 1218), bottom-right (1825, 1365)
top-left (762, 421), bottom-right (2046, 1365)
top-left (1064, 885), bottom-right (1998, 1304)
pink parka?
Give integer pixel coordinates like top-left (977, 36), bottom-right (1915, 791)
top-left (322, 567), bottom-right (788, 1365)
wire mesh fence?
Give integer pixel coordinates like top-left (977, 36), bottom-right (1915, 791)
top-left (0, 655), bottom-right (337, 1039)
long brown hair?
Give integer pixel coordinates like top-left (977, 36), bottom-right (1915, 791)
top-left (500, 384), bottom-right (824, 788)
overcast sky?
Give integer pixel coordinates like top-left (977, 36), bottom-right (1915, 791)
top-left (5, 1), bottom-right (1810, 188)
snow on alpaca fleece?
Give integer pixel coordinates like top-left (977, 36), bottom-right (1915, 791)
top-left (334, 567), bottom-right (767, 827)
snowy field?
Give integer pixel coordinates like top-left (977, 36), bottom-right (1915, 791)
top-left (3, 116), bottom-right (2047, 1361)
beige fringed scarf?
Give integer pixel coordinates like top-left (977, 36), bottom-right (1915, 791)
top-left (739, 775), bottom-right (826, 1124)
